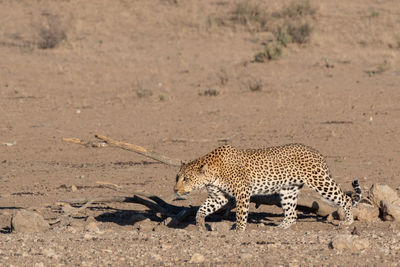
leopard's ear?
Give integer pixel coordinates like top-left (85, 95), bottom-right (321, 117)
top-left (199, 163), bottom-right (208, 174)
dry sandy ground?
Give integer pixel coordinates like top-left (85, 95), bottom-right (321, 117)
top-left (1, 0), bottom-right (400, 266)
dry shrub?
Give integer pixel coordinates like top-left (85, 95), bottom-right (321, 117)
top-left (286, 22), bottom-right (313, 44)
top-left (231, 2), bottom-right (268, 31)
top-left (199, 88), bottom-right (220, 96)
top-left (273, 0), bottom-right (315, 45)
top-left (37, 14), bottom-right (67, 49)
top-left (254, 42), bottom-right (282, 62)
top-left (276, 0), bottom-right (316, 18)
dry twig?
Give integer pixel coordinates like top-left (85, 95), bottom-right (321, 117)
top-left (62, 137), bottom-right (107, 148)
top-left (94, 134), bottom-right (182, 166)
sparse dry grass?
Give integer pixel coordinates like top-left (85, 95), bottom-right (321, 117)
top-left (231, 2), bottom-right (268, 32)
top-left (273, 0), bottom-right (316, 45)
top-left (37, 14), bottom-right (67, 49)
top-left (199, 88), bottom-right (220, 96)
top-left (227, 1), bottom-right (316, 62)
top-left (276, 0), bottom-right (316, 19)
top-left (254, 42), bottom-right (282, 62)
top-left (286, 22), bottom-right (313, 44)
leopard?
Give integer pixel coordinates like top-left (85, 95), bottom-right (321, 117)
top-left (174, 143), bottom-right (362, 231)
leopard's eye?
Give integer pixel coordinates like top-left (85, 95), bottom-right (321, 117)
top-left (183, 176), bottom-right (188, 182)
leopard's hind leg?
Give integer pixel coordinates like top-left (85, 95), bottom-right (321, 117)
top-left (305, 174), bottom-right (354, 225)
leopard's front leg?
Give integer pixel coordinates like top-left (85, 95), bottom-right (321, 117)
top-left (196, 186), bottom-right (229, 231)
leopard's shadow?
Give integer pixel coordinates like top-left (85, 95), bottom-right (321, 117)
top-left (91, 203), bottom-right (319, 229)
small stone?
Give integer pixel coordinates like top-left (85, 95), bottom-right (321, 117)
top-left (61, 204), bottom-right (75, 214)
top-left (67, 227), bottom-right (77, 234)
top-left (380, 201), bottom-right (400, 221)
top-left (240, 253), bottom-right (252, 260)
top-left (11, 210), bottom-right (49, 233)
top-left (43, 248), bottom-right (57, 258)
top-left (137, 219), bottom-right (155, 232)
top-left (86, 216), bottom-right (96, 223)
top-left (84, 233), bottom-right (95, 240)
top-left (85, 222), bottom-right (100, 233)
top-left (353, 203), bottom-right (380, 222)
top-left (336, 208), bottom-right (345, 221)
top-left (210, 221), bottom-right (232, 232)
top-left (330, 234), bottom-right (369, 252)
top-left (326, 213), bottom-right (334, 223)
top-left (369, 184), bottom-right (400, 207)
top-left (71, 185), bottom-right (78, 192)
top-left (161, 244), bottom-right (172, 250)
top-left (189, 253), bottom-right (205, 263)
top-left (150, 253), bottom-right (162, 261)
top-left (161, 217), bottom-right (173, 226)
top-left (351, 226), bottom-right (360, 236)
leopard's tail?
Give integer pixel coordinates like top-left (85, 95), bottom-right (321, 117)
top-left (351, 179), bottom-right (362, 207)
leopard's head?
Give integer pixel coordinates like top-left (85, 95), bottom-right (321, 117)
top-left (174, 160), bottom-right (217, 196)
top-left (174, 145), bottom-right (235, 195)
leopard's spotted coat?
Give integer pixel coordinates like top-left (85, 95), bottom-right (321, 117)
top-left (174, 144), bottom-right (362, 231)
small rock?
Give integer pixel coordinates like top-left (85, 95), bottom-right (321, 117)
top-left (332, 208), bottom-right (345, 221)
top-left (330, 234), bottom-right (369, 252)
top-left (189, 253), bottom-right (205, 263)
top-left (43, 248), bottom-right (58, 259)
top-left (11, 210), bottom-right (49, 233)
top-left (161, 244), bottom-right (172, 251)
top-left (67, 227), bottom-right (77, 234)
top-left (353, 203), bottom-right (380, 222)
top-left (210, 221), bottom-right (232, 232)
top-left (369, 184), bottom-right (400, 207)
top-left (61, 204), bottom-right (75, 214)
top-left (86, 216), bottom-right (96, 223)
top-left (351, 226), bottom-right (360, 236)
top-left (380, 201), bottom-right (400, 221)
top-left (83, 233), bottom-right (95, 240)
top-left (161, 217), bottom-right (173, 226)
top-left (85, 222), bottom-right (100, 233)
top-left (240, 253), bottom-right (252, 260)
top-left (326, 213), bottom-right (334, 223)
top-left (150, 253), bottom-right (162, 261)
top-left (137, 219), bottom-right (155, 232)
top-left (71, 185), bottom-right (78, 192)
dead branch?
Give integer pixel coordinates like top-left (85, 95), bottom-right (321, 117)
top-left (94, 134), bottom-right (182, 166)
top-left (162, 134), bottom-right (236, 144)
top-left (62, 137), bottom-right (108, 148)
top-left (167, 207), bottom-right (198, 227)
top-left (95, 181), bottom-right (122, 191)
